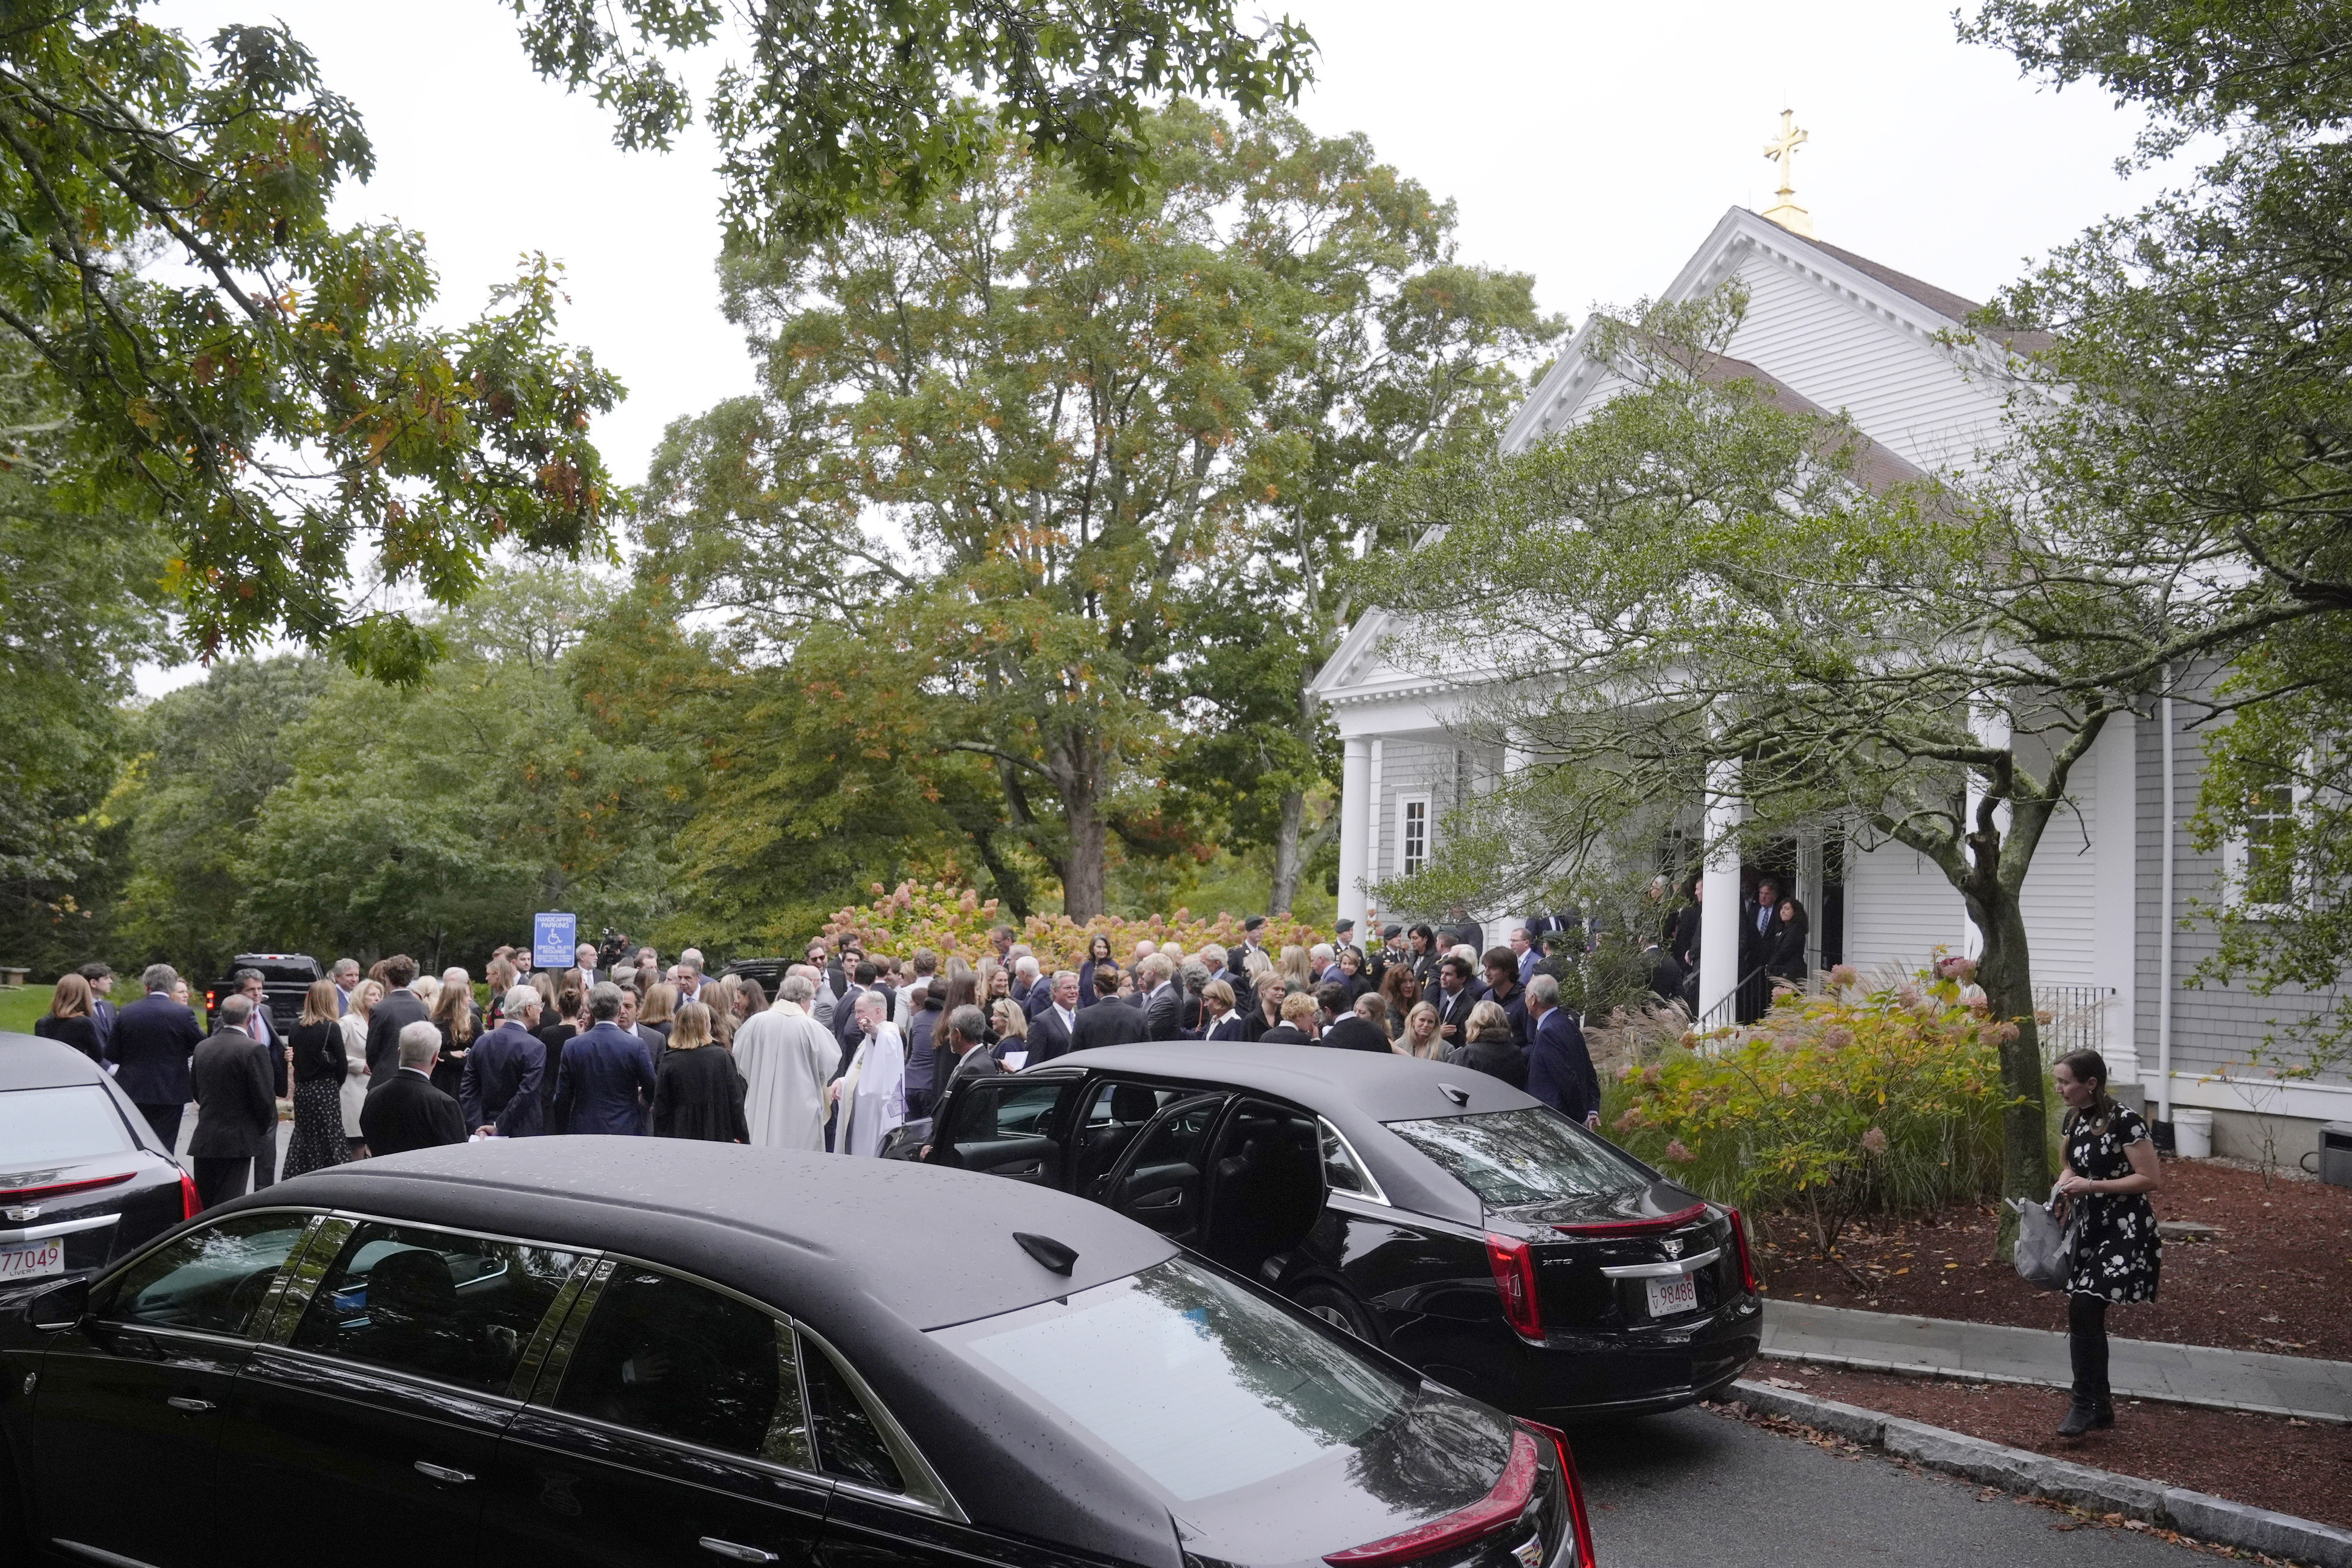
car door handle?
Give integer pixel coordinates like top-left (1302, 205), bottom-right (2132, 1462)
top-left (165, 1396), bottom-right (214, 1413)
top-left (699, 1539), bottom-right (780, 1563)
top-left (414, 1462), bottom-right (475, 1485)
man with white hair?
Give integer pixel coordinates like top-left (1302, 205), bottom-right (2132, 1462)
top-left (1137, 953), bottom-right (1181, 1039)
top-left (463, 985), bottom-right (547, 1137)
top-left (1309, 943), bottom-right (1337, 985)
top-left (574, 942), bottom-right (603, 984)
top-left (734, 974), bottom-right (842, 1151)
top-left (833, 989), bottom-right (905, 1157)
top-left (361, 1020), bottom-right (467, 1156)
top-left (1012, 954), bottom-right (1045, 1020)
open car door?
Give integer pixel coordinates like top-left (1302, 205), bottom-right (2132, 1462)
top-left (1197, 1098), bottom-right (1328, 1278)
top-left (1099, 1093), bottom-right (1229, 1244)
top-left (926, 1073), bottom-right (1078, 1185)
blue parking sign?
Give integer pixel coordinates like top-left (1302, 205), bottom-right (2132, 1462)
top-left (533, 913), bottom-right (578, 970)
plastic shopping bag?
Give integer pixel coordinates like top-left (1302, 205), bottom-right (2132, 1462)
top-left (2011, 1183), bottom-right (2080, 1291)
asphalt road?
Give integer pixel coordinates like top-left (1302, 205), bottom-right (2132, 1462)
top-left (1574, 1406), bottom-right (2199, 1568)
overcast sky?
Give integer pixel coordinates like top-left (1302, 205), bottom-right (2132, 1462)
top-left (138, 0), bottom-right (2173, 691)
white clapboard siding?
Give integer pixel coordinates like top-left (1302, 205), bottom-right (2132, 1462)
top-left (1726, 255), bottom-right (2009, 478)
top-left (2019, 747), bottom-right (2100, 987)
top-left (1844, 840), bottom-right (1964, 977)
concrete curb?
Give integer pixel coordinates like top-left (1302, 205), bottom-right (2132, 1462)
top-left (1728, 1380), bottom-right (2352, 1568)
top-left (1758, 1345), bottom-right (2352, 1427)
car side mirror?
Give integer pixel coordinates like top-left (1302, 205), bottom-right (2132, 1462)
top-left (25, 1276), bottom-right (90, 1333)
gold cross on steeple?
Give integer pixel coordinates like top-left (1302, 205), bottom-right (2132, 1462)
top-left (1760, 109), bottom-right (1814, 237)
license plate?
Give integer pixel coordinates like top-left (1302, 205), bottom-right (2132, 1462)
top-left (1645, 1273), bottom-right (1698, 1317)
top-left (0, 1239), bottom-right (63, 1282)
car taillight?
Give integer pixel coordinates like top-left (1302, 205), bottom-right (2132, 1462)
top-left (1726, 1206), bottom-right (1761, 1294)
top-left (1486, 1232), bottom-right (1543, 1342)
top-left (179, 1169), bottom-right (201, 1221)
top-left (1520, 1419), bottom-right (1599, 1568)
top-left (1324, 1427), bottom-right (1541, 1566)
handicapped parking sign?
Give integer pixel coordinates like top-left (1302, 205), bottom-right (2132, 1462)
top-left (533, 913), bottom-right (578, 970)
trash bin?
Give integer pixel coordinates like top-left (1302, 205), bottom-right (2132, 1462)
top-left (2319, 1121), bottom-right (2352, 1189)
top-left (2173, 1108), bottom-right (2214, 1159)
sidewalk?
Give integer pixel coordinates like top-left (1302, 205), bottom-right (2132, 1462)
top-left (1760, 1298), bottom-right (2352, 1425)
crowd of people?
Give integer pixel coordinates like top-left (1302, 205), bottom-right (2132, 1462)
top-left (34, 907), bottom-right (1605, 1212)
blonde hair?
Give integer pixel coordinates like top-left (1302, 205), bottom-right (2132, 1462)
top-left (411, 975), bottom-right (443, 1009)
top-left (299, 978), bottom-right (340, 1027)
top-left (991, 998), bottom-right (1027, 1040)
top-left (1279, 945), bottom-right (1313, 989)
top-left (429, 971), bottom-right (476, 1045)
top-left (1465, 999), bottom-right (1510, 1039)
top-left (1201, 978), bottom-right (1235, 1014)
top-left (1279, 991), bottom-right (1319, 1027)
top-left (1402, 1001), bottom-right (1443, 1058)
top-left (669, 1001), bottom-right (715, 1051)
top-left (347, 979), bottom-right (382, 1019)
top-left (640, 982), bottom-right (678, 1026)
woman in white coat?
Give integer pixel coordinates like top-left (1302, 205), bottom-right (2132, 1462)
top-left (338, 978), bottom-right (380, 1155)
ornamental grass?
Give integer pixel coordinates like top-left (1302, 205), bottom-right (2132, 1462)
top-left (1601, 962), bottom-right (2013, 1261)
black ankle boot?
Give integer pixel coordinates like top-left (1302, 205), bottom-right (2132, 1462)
top-left (2057, 1398), bottom-right (2097, 1437)
top-left (2090, 1398), bottom-right (2115, 1430)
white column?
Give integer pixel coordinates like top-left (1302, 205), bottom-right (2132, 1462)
top-left (1698, 759), bottom-right (1743, 1024)
top-left (1338, 738), bottom-right (1372, 928)
top-left (1366, 739), bottom-right (1385, 893)
top-left (1796, 832), bottom-right (1824, 972)
top-left (2093, 711), bottom-right (2139, 1085)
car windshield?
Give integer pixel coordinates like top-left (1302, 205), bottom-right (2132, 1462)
top-left (936, 1257), bottom-right (1415, 1502)
top-left (0, 1085), bottom-right (135, 1168)
top-left (1386, 1107), bottom-right (1642, 1209)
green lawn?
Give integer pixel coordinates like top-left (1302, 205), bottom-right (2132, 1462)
top-left (0, 984), bottom-right (55, 1035)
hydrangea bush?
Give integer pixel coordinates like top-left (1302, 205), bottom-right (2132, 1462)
top-left (1602, 960), bottom-right (2014, 1259)
top-left (822, 881), bottom-right (1327, 974)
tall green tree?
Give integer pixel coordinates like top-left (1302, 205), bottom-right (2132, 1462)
top-left (1963, 0), bottom-right (2352, 1072)
top-left (0, 5), bottom-right (624, 678)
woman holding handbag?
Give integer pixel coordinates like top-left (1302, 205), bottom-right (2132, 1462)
top-left (2052, 1048), bottom-right (2164, 1436)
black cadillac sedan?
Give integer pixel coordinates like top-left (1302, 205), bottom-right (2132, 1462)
top-left (0, 1139), bottom-right (1596, 1568)
top-left (0, 1035), bottom-right (193, 1294)
top-left (914, 1044), bottom-right (1761, 1422)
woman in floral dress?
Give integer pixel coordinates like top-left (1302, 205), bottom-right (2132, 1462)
top-left (2052, 1048), bottom-right (2164, 1436)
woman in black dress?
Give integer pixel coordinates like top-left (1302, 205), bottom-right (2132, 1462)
top-left (1767, 897), bottom-right (1810, 986)
top-left (428, 968), bottom-right (480, 1103)
top-left (283, 980), bottom-right (351, 1177)
top-left (1077, 934), bottom-right (1114, 1010)
top-left (2052, 1048), bottom-right (2163, 1436)
top-left (652, 1002), bottom-right (748, 1142)
top-left (33, 974), bottom-right (103, 1063)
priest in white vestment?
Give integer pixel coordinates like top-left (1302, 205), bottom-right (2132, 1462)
top-left (734, 973), bottom-right (841, 1151)
top-left (835, 989), bottom-right (907, 1157)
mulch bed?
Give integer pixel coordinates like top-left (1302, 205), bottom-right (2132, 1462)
top-left (1741, 1363), bottom-right (2352, 1533)
top-left (1750, 1155), bottom-right (2352, 1362)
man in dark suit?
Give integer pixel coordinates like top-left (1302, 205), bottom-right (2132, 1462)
top-left (81, 963), bottom-right (119, 1053)
top-left (1070, 968), bottom-right (1150, 1053)
top-left (1137, 954), bottom-right (1181, 1039)
top-left (230, 968), bottom-right (286, 1192)
top-left (362, 1021), bottom-right (469, 1157)
top-left (1430, 956), bottom-right (1479, 1050)
top-left (832, 959), bottom-right (878, 1057)
top-left (1738, 878), bottom-right (1784, 1023)
top-left (109, 963), bottom-right (205, 1149)
top-left (554, 983), bottom-right (658, 1136)
top-left (1525, 976), bottom-right (1601, 1128)
top-left (1026, 971), bottom-right (1081, 1064)
top-left (463, 986), bottom-right (547, 1137)
top-left (1322, 992), bottom-right (1394, 1054)
top-left (188, 995), bottom-right (276, 1209)
top-left (1447, 905), bottom-right (1485, 957)
top-left (365, 956), bottom-right (428, 1077)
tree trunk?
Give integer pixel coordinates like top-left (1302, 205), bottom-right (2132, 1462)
top-left (1061, 786), bottom-right (1107, 921)
top-left (1267, 788), bottom-right (1308, 914)
top-left (1968, 885), bottom-right (2051, 1261)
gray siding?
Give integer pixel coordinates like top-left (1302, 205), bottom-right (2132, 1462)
top-left (2135, 676), bottom-right (2348, 1087)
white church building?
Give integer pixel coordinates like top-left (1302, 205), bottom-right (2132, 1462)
top-left (1309, 197), bottom-right (2351, 1165)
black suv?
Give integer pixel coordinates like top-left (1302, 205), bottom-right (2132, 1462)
top-left (203, 954), bottom-right (322, 1038)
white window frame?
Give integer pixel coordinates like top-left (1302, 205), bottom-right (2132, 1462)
top-left (2220, 765), bottom-right (2309, 920)
top-left (1397, 794), bottom-right (1431, 877)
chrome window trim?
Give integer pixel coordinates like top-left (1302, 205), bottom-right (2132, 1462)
top-left (1598, 1248), bottom-right (1721, 1280)
top-left (1317, 1117), bottom-right (1391, 1207)
top-left (783, 1320), bottom-right (965, 1524)
top-left (251, 1212), bottom-right (334, 1341)
top-left (509, 1254), bottom-right (600, 1403)
top-left (529, 1255), bottom-right (615, 1396)
top-left (240, 1337), bottom-right (531, 1412)
top-left (503, 1398), bottom-right (835, 1498)
top-left (0, 1212), bottom-right (121, 1242)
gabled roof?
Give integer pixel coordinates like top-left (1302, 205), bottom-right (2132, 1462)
top-left (1697, 352), bottom-right (1927, 495)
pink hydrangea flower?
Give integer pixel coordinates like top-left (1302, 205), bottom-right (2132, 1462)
top-left (1861, 1126), bottom-right (1888, 1155)
top-left (1823, 1026), bottom-right (1854, 1050)
top-left (1663, 1139), bottom-right (1695, 1163)
top-left (1641, 1064), bottom-right (1663, 1085)
top-left (1829, 963), bottom-right (1859, 988)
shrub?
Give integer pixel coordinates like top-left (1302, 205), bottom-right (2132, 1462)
top-left (821, 882), bottom-right (1328, 973)
top-left (1601, 963), bottom-right (2013, 1258)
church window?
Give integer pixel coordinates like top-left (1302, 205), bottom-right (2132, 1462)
top-left (1399, 797), bottom-right (1430, 876)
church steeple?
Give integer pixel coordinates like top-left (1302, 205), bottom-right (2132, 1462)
top-left (1760, 109), bottom-right (1814, 236)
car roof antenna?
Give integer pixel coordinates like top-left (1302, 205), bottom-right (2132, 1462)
top-left (1436, 1082), bottom-right (1472, 1107)
top-left (1013, 1232), bottom-right (1078, 1276)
